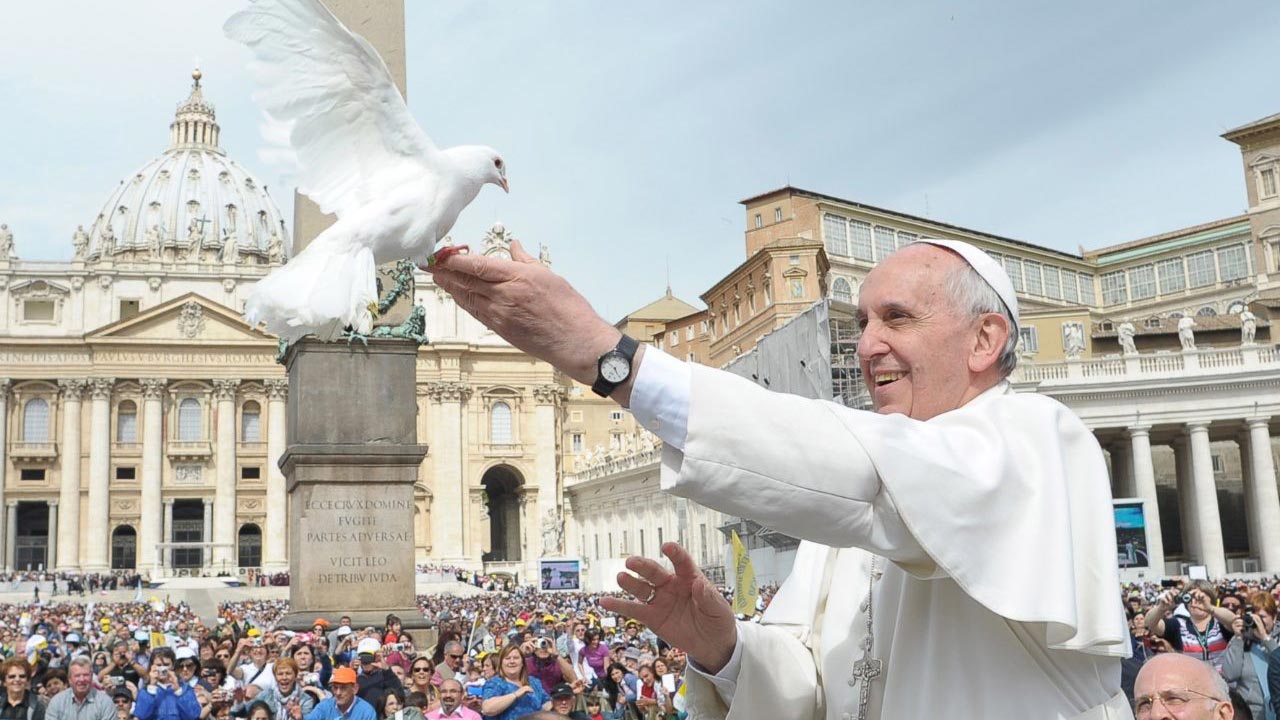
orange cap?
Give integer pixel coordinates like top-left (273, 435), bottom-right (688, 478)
top-left (331, 667), bottom-right (358, 685)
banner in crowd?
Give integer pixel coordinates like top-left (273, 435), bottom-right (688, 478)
top-left (731, 530), bottom-right (758, 616)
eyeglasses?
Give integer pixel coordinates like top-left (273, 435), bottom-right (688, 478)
top-left (412, 667), bottom-right (432, 673)
top-left (1134, 688), bottom-right (1227, 717)
top-left (446, 654), bottom-right (464, 661)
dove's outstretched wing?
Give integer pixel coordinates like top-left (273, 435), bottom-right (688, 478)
top-left (225, 0), bottom-right (438, 219)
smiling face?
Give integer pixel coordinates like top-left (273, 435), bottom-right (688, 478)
top-left (857, 244), bottom-right (1006, 420)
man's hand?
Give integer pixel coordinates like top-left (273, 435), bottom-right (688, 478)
top-left (600, 542), bottom-right (737, 674)
top-left (429, 240), bottom-right (625, 392)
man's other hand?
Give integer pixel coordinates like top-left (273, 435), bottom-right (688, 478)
top-left (601, 542), bottom-right (738, 674)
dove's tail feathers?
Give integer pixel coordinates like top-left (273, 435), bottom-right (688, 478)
top-left (244, 242), bottom-right (378, 344)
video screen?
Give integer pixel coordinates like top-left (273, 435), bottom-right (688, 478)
top-left (1114, 501), bottom-right (1148, 569)
top-left (539, 559), bottom-right (581, 591)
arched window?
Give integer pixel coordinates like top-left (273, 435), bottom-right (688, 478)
top-left (241, 401), bottom-right (261, 442)
top-left (178, 398), bottom-right (202, 441)
top-left (238, 524), bottom-right (262, 568)
top-left (117, 400), bottom-right (138, 443)
top-left (1196, 306), bottom-right (1218, 317)
top-left (832, 277), bottom-right (853, 304)
top-left (22, 399), bottom-right (49, 442)
top-left (490, 402), bottom-right (513, 445)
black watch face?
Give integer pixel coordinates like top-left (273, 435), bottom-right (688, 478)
top-left (600, 352), bottom-right (630, 383)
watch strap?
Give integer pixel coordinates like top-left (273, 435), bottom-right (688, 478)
top-left (591, 334), bottom-right (640, 398)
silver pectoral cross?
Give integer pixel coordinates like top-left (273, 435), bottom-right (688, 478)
top-left (847, 557), bottom-right (884, 720)
top-left (850, 656), bottom-right (883, 718)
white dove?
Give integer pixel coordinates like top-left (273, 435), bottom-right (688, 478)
top-left (225, 0), bottom-right (508, 342)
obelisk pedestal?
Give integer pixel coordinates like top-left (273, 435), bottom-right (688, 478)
top-left (279, 339), bottom-right (427, 630)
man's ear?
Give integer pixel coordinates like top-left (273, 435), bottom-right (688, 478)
top-left (969, 313), bottom-right (1010, 374)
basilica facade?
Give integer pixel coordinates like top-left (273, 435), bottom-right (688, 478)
top-left (0, 71), bottom-right (585, 582)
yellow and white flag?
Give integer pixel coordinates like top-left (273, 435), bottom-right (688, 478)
top-left (730, 530), bottom-right (759, 617)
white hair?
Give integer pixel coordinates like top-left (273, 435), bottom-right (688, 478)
top-left (941, 261), bottom-right (1018, 378)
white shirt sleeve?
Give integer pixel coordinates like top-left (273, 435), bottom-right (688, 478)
top-left (627, 347), bottom-right (691, 451)
top-left (682, 624), bottom-right (745, 706)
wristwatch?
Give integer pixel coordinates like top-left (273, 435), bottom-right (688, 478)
top-left (591, 334), bottom-right (640, 398)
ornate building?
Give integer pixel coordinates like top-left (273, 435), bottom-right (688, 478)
top-left (0, 71), bottom-right (574, 581)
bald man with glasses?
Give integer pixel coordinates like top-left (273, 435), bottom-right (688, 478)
top-left (1132, 654), bottom-right (1233, 719)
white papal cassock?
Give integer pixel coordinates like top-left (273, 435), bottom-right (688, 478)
top-left (629, 349), bottom-right (1133, 720)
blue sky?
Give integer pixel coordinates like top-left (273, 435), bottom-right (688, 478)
top-left (2, 2), bottom-right (1278, 322)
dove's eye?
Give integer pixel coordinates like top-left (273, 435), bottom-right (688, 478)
top-left (494, 158), bottom-right (504, 170)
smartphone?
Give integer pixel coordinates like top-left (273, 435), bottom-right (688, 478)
top-left (465, 686), bottom-right (484, 697)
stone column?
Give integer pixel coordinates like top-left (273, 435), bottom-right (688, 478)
top-left (4, 502), bottom-right (15, 572)
top-left (162, 499), bottom-right (174, 575)
top-left (138, 379), bottom-right (166, 570)
top-left (427, 380), bottom-right (469, 560)
top-left (1247, 419), bottom-right (1280, 572)
top-left (263, 379), bottom-right (289, 572)
top-left (468, 488), bottom-right (487, 560)
top-left (0, 379), bottom-right (9, 570)
top-left (202, 498), bottom-right (214, 571)
top-left (1187, 422), bottom-right (1226, 577)
top-left (46, 501), bottom-right (58, 571)
top-left (1110, 437), bottom-right (1134, 498)
top-left (533, 385), bottom-right (564, 566)
top-left (212, 379), bottom-right (240, 571)
top-left (1128, 426), bottom-right (1164, 573)
top-left (55, 379), bottom-right (86, 571)
top-left (84, 378), bottom-right (114, 571)
top-left (280, 339), bottom-right (428, 629)
top-left (1173, 437), bottom-right (1199, 565)
top-left (563, 504), bottom-right (578, 558)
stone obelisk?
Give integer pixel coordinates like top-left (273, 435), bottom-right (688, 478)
top-left (280, 0), bottom-right (426, 630)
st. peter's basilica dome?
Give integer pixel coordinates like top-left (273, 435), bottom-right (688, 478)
top-left (76, 70), bottom-right (289, 265)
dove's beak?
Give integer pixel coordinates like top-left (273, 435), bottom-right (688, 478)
top-left (499, 177), bottom-right (509, 193)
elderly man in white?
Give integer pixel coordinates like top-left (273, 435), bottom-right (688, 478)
top-left (430, 237), bottom-right (1131, 719)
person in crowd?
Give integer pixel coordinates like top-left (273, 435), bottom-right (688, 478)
top-left (523, 638), bottom-right (572, 696)
top-left (1146, 581), bottom-right (1239, 670)
top-left (134, 647), bottom-right (201, 720)
top-left (232, 659), bottom-right (316, 720)
top-left (230, 636), bottom-right (275, 698)
top-left (1133, 653), bottom-right (1234, 719)
top-left (630, 665), bottom-right (666, 720)
top-left (100, 642), bottom-right (144, 690)
top-left (45, 658), bottom-right (116, 720)
top-left (0, 658), bottom-right (45, 720)
top-left (423, 680), bottom-right (476, 720)
top-left (110, 688), bottom-right (132, 720)
top-left (598, 665), bottom-right (635, 720)
top-left (404, 660), bottom-right (436, 712)
top-left (1222, 592), bottom-right (1278, 720)
top-left (303, 668), bottom-right (373, 720)
top-left (38, 672), bottom-right (67, 701)
top-left (175, 650), bottom-right (201, 691)
top-left (198, 662), bottom-right (229, 694)
top-left (240, 702), bottom-right (271, 720)
top-left (354, 640), bottom-right (401, 705)
top-left (577, 632), bottom-right (608, 686)
top-left (431, 645), bottom-right (464, 690)
top-left (479, 645), bottom-right (549, 720)
top-left (376, 688), bottom-right (421, 720)
top-left (548, 684), bottom-right (588, 720)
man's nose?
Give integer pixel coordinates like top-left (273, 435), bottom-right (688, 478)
top-left (856, 322), bottom-right (886, 361)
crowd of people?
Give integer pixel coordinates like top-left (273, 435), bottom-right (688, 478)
top-left (16, 572), bottom-right (1280, 718)
top-left (1123, 576), bottom-right (1280, 718)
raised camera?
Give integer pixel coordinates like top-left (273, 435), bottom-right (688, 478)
top-left (1244, 607), bottom-right (1257, 630)
top-left (1178, 592), bottom-right (1194, 606)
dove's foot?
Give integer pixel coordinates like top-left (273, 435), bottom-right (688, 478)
top-left (420, 244), bottom-right (471, 271)
top-left (366, 301), bottom-right (381, 319)
top-left (343, 329), bottom-right (370, 347)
